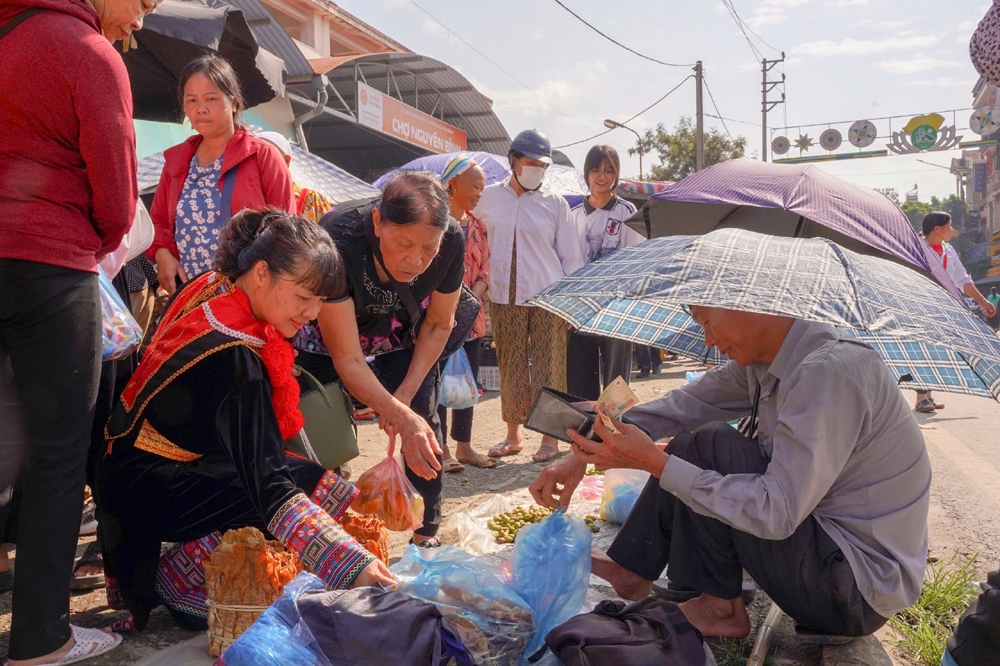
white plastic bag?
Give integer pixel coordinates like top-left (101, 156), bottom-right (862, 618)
top-left (599, 469), bottom-right (650, 525)
top-left (439, 347), bottom-right (479, 410)
top-left (98, 199), bottom-right (154, 279)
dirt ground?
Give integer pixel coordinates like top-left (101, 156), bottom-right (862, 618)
top-left (0, 358), bottom-right (913, 664)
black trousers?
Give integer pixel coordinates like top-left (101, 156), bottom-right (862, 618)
top-left (635, 345), bottom-right (661, 373)
top-left (607, 423), bottom-right (888, 637)
top-left (437, 338), bottom-right (482, 444)
top-left (566, 331), bottom-right (633, 401)
top-left (0, 259), bottom-right (102, 659)
top-left (297, 348), bottom-right (444, 537)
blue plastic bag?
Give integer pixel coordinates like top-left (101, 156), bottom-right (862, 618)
top-left (510, 510), bottom-right (592, 661)
top-left (215, 572), bottom-right (330, 666)
top-left (439, 347), bottom-right (480, 410)
top-left (391, 545), bottom-right (536, 666)
top-left (599, 469), bottom-right (648, 525)
top-left (98, 266), bottom-right (143, 361)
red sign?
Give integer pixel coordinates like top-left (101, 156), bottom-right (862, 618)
top-left (357, 81), bottom-right (467, 153)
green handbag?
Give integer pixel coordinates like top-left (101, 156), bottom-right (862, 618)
top-left (283, 366), bottom-right (359, 470)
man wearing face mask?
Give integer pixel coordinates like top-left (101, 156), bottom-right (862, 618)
top-left (474, 130), bottom-right (585, 463)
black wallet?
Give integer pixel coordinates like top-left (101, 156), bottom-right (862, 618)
top-left (524, 387), bottom-right (597, 443)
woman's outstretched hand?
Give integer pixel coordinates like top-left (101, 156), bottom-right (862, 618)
top-left (349, 558), bottom-right (395, 589)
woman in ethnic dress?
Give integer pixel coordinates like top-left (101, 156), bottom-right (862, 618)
top-left (96, 209), bottom-right (392, 633)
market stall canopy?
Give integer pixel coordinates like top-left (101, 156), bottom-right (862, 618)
top-left (136, 144), bottom-right (377, 204)
top-left (626, 158), bottom-right (963, 302)
top-left (371, 151), bottom-right (588, 197)
top-left (531, 229), bottom-right (1000, 399)
top-left (293, 53), bottom-right (511, 181)
top-left (123, 0), bottom-right (285, 122)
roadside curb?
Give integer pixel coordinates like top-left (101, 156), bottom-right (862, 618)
top-left (820, 635), bottom-right (894, 666)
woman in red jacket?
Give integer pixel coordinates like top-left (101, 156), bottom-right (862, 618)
top-left (149, 55), bottom-right (294, 295)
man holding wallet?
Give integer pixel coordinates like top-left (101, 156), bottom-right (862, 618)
top-left (530, 305), bottom-right (931, 640)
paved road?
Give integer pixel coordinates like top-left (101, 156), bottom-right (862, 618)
top-left (908, 389), bottom-right (1000, 577)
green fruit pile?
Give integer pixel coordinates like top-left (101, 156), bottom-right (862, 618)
top-left (487, 506), bottom-right (553, 544)
top-left (584, 515), bottom-right (600, 533)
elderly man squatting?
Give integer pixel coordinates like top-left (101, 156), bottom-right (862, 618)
top-left (531, 305), bottom-right (931, 639)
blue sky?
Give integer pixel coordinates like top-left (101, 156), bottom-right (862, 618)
top-left (338, 0), bottom-right (989, 201)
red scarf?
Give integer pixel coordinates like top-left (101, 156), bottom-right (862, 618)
top-left (115, 273), bottom-right (304, 441)
top-left (929, 243), bottom-right (947, 270)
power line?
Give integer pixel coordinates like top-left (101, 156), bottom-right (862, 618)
top-left (707, 113), bottom-right (761, 128)
top-left (702, 76), bottom-right (734, 141)
top-left (550, 0), bottom-right (694, 67)
top-left (408, 0), bottom-right (599, 135)
top-left (720, 0), bottom-right (762, 61)
top-left (554, 75), bottom-right (693, 149)
top-left (724, 0), bottom-right (781, 54)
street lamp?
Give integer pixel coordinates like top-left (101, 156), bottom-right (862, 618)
top-left (604, 119), bottom-right (643, 181)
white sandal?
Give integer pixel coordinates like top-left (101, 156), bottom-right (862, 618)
top-left (27, 625), bottom-right (122, 666)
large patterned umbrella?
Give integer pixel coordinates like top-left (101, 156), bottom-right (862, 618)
top-left (627, 159), bottom-right (963, 302)
top-left (136, 145), bottom-right (378, 205)
top-left (530, 229), bottom-right (1000, 398)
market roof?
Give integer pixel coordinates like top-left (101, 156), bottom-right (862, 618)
top-left (219, 0), bottom-right (315, 82)
top-left (293, 52), bottom-right (511, 180)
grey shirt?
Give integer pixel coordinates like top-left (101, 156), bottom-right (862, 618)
top-left (627, 319), bottom-right (930, 617)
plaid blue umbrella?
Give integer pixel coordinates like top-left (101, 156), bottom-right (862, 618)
top-left (529, 229), bottom-right (1000, 399)
top-left (136, 144), bottom-right (378, 204)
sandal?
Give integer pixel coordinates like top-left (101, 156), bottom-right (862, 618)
top-left (409, 537), bottom-right (441, 549)
top-left (34, 624), bottom-right (122, 666)
top-left (70, 543), bottom-right (105, 591)
top-left (488, 441), bottom-right (523, 458)
top-left (353, 408), bottom-right (377, 421)
top-left (914, 398), bottom-right (936, 413)
top-left (456, 452), bottom-right (497, 469)
top-left (532, 447), bottom-right (563, 463)
top-left (442, 457), bottom-right (465, 474)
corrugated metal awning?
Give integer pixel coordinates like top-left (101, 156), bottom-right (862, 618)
top-left (297, 52), bottom-right (511, 181)
top-left (218, 0), bottom-right (315, 81)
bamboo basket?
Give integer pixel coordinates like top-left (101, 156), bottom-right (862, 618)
top-left (204, 527), bottom-right (302, 657)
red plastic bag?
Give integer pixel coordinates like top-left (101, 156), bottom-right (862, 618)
top-left (352, 430), bottom-right (424, 532)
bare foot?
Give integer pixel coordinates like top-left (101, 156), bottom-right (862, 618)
top-left (74, 562), bottom-right (103, 577)
top-left (678, 594), bottom-right (752, 638)
top-left (590, 546), bottom-right (653, 600)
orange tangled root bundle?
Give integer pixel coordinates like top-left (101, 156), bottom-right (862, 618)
top-left (338, 511), bottom-right (391, 564)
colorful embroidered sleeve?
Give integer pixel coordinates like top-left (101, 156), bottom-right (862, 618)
top-left (309, 469), bottom-right (359, 521)
top-left (269, 493), bottom-right (374, 589)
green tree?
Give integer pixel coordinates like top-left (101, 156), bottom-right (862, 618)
top-left (901, 200), bottom-right (935, 231)
top-left (630, 116), bottom-right (747, 182)
top-left (940, 194), bottom-right (969, 230)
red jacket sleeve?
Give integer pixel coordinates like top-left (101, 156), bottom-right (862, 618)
top-left (73, 42), bottom-right (137, 261)
top-left (147, 166), bottom-right (178, 261)
top-left (256, 142), bottom-right (295, 213)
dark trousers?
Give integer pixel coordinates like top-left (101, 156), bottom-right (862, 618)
top-left (566, 331), bottom-right (633, 401)
top-left (437, 338), bottom-right (482, 444)
top-left (297, 348), bottom-right (444, 537)
top-left (948, 564), bottom-right (1000, 665)
top-left (607, 423), bottom-right (888, 637)
top-left (635, 345), bottom-right (661, 374)
top-left (0, 259), bottom-right (102, 659)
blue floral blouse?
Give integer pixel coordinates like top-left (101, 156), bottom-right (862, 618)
top-left (174, 155), bottom-right (224, 279)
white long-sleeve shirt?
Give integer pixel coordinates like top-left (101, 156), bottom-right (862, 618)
top-left (927, 240), bottom-right (972, 290)
top-left (474, 179), bottom-right (585, 305)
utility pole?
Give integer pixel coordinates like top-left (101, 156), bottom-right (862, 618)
top-left (761, 53), bottom-right (785, 162)
top-left (694, 61), bottom-right (704, 171)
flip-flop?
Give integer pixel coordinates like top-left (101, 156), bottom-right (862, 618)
top-left (34, 625), bottom-right (122, 666)
top-left (409, 537), bottom-right (441, 549)
top-left (70, 545), bottom-right (105, 591)
top-left (488, 441), bottom-right (523, 458)
top-left (353, 409), bottom-right (377, 421)
top-left (442, 457), bottom-right (465, 473)
top-left (456, 452), bottom-right (497, 469)
top-left (532, 448), bottom-right (563, 463)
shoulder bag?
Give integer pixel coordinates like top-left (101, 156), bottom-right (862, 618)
top-left (283, 366), bottom-right (359, 470)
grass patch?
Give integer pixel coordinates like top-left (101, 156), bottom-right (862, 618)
top-left (712, 637), bottom-right (751, 666)
top-left (890, 555), bottom-right (980, 666)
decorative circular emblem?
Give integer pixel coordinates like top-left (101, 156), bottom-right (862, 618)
top-left (910, 125), bottom-right (938, 150)
top-left (970, 107), bottom-right (1000, 135)
top-left (771, 136), bottom-right (790, 155)
top-left (848, 120), bottom-right (877, 148)
top-left (819, 129), bottom-right (843, 151)
top-left (360, 89), bottom-right (369, 106)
